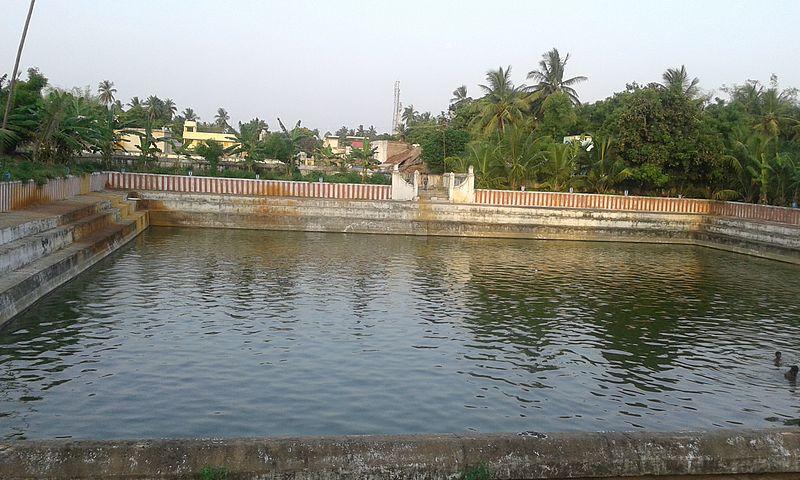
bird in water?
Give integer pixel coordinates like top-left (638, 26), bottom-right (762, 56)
top-left (775, 352), bottom-right (783, 366)
top-left (785, 365), bottom-right (799, 381)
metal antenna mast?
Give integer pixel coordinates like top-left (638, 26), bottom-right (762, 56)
top-left (391, 81), bottom-right (401, 135)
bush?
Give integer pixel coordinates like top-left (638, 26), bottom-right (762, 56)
top-left (0, 156), bottom-right (103, 185)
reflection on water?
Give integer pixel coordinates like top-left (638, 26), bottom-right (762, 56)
top-left (1, 228), bottom-right (800, 439)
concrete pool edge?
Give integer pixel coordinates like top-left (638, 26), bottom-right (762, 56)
top-left (2, 429), bottom-right (799, 479)
top-left (138, 191), bottom-right (800, 265)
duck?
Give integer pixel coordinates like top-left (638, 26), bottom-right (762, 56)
top-left (785, 365), bottom-right (798, 381)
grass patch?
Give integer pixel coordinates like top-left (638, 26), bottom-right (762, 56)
top-left (199, 464), bottom-right (227, 480)
top-left (463, 462), bottom-right (491, 480)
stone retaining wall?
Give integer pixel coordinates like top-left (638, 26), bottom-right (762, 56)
top-left (107, 172), bottom-right (800, 228)
top-left (137, 191), bottom-right (800, 264)
top-left (2, 429), bottom-right (799, 479)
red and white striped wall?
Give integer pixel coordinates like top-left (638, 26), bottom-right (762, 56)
top-left (475, 189), bottom-right (800, 226)
top-left (712, 201), bottom-right (800, 226)
top-left (0, 182), bottom-right (9, 213)
top-left (0, 173), bottom-right (107, 213)
top-left (105, 172), bottom-right (391, 201)
top-left (475, 189), bottom-right (712, 214)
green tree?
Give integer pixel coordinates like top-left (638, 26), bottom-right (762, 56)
top-left (539, 141), bottom-right (580, 191)
top-left (536, 92), bottom-right (577, 139)
top-left (576, 137), bottom-right (632, 194)
top-left (527, 48), bottom-right (587, 115)
top-left (472, 66), bottom-right (530, 138)
top-left (144, 95), bottom-right (164, 125)
top-left (401, 105), bottom-right (419, 125)
top-left (97, 80), bottom-right (116, 107)
top-left (349, 138), bottom-right (378, 182)
top-left (661, 65), bottom-right (700, 99)
top-left (163, 98), bottom-right (177, 121)
top-left (463, 141), bottom-right (502, 189)
top-left (180, 107), bottom-right (198, 122)
top-left (195, 139), bottom-right (224, 175)
top-left (215, 107), bottom-right (230, 132)
top-left (415, 126), bottom-right (470, 173)
top-left (133, 125), bottom-right (161, 165)
top-left (31, 90), bottom-right (105, 163)
top-left (227, 118), bottom-right (268, 168)
top-left (449, 85), bottom-right (472, 113)
top-left (732, 132), bottom-right (776, 204)
top-left (0, 67), bottom-right (47, 152)
top-left (595, 84), bottom-right (721, 192)
top-left (277, 118), bottom-right (312, 173)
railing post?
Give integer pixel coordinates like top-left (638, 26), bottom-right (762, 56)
top-left (466, 166), bottom-right (475, 203)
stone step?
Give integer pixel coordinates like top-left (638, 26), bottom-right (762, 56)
top-left (0, 211), bottom-right (118, 275)
top-left (0, 197), bottom-right (112, 248)
top-left (418, 190), bottom-right (449, 202)
top-left (87, 192), bottom-right (136, 219)
top-left (0, 213), bottom-right (148, 327)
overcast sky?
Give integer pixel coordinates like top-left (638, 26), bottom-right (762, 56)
top-left (2, 0), bottom-right (798, 134)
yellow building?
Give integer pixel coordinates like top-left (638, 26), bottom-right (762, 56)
top-left (114, 128), bottom-right (173, 154)
top-left (182, 121), bottom-right (239, 152)
top-left (322, 135), bottom-right (365, 157)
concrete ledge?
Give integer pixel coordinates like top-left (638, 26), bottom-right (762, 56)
top-left (137, 192), bottom-right (800, 265)
top-left (2, 429), bottom-right (800, 479)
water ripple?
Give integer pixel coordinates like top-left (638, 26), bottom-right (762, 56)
top-left (1, 228), bottom-right (799, 439)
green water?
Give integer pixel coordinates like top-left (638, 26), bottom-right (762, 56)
top-left (1, 227), bottom-right (799, 439)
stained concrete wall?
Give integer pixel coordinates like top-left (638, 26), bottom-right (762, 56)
top-left (136, 191), bottom-right (800, 264)
top-left (2, 429), bottom-right (800, 479)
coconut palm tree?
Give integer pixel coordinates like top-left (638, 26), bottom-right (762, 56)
top-left (449, 85), bottom-right (472, 113)
top-left (128, 96), bottom-right (143, 109)
top-left (144, 95), bottom-right (163, 125)
top-left (163, 98), bottom-right (177, 121)
top-left (540, 141), bottom-right (581, 191)
top-left (661, 65), bottom-right (700, 98)
top-left (576, 137), bottom-right (633, 194)
top-left (752, 85), bottom-right (798, 142)
top-left (495, 123), bottom-right (548, 189)
top-left (215, 107), bottom-right (230, 132)
top-left (527, 48), bottom-right (587, 111)
top-left (450, 85), bottom-right (469, 104)
top-left (181, 107), bottom-right (198, 122)
top-left (464, 141), bottom-right (502, 189)
top-left (732, 131), bottom-right (775, 204)
top-left (97, 80), bottom-right (116, 107)
top-left (401, 105), bottom-right (418, 125)
top-left (472, 66), bottom-right (530, 138)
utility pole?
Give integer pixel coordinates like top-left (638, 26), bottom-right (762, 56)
top-left (391, 81), bottom-right (401, 135)
top-left (2, 0), bottom-right (36, 130)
